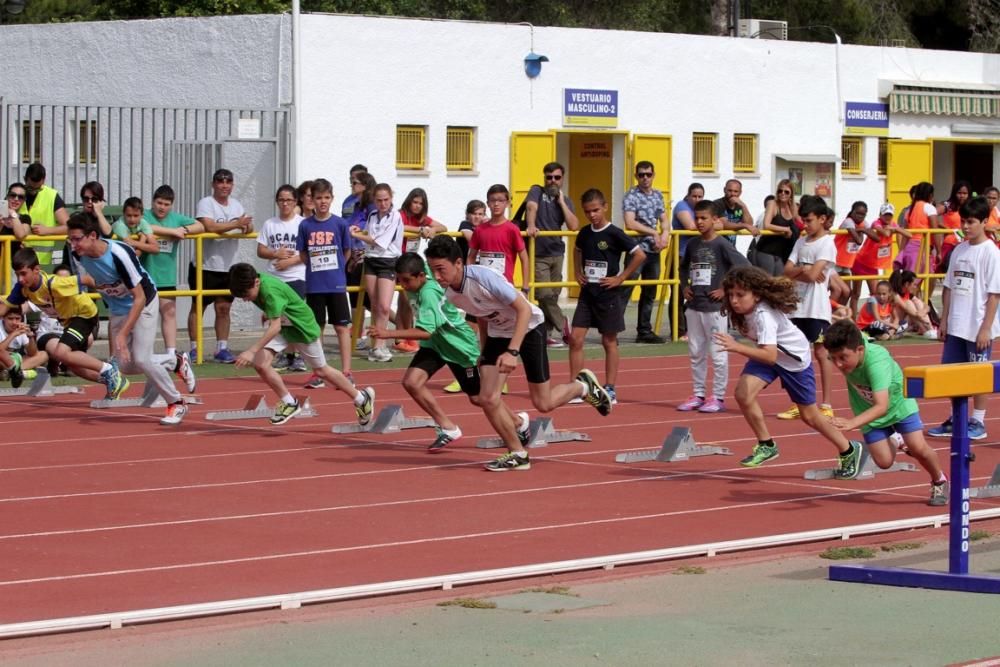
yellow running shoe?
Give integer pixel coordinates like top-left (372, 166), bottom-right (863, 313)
top-left (443, 380), bottom-right (462, 393)
top-left (502, 382), bottom-right (509, 395)
top-left (820, 404), bottom-right (835, 418)
top-left (777, 404), bottom-right (800, 420)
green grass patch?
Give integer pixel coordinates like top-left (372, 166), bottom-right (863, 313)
top-left (880, 541), bottom-right (925, 552)
top-left (819, 546), bottom-right (877, 560)
top-left (970, 530), bottom-right (992, 542)
top-left (436, 597), bottom-right (496, 609)
top-left (523, 585), bottom-right (578, 596)
top-left (673, 565), bottom-right (706, 575)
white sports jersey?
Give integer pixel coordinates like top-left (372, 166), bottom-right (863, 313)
top-left (445, 264), bottom-right (544, 338)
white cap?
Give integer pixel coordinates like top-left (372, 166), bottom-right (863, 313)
top-left (879, 202), bottom-right (895, 216)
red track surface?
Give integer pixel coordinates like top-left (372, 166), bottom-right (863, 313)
top-left (2, 343), bottom-right (999, 625)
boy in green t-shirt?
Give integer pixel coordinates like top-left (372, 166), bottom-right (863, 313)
top-left (823, 319), bottom-right (948, 506)
top-left (229, 263), bottom-right (374, 426)
top-left (369, 252), bottom-right (530, 452)
top-left (111, 197), bottom-right (160, 257)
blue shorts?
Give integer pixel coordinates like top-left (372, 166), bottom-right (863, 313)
top-left (862, 411), bottom-right (923, 445)
top-left (941, 334), bottom-right (992, 364)
top-left (743, 360), bottom-right (816, 406)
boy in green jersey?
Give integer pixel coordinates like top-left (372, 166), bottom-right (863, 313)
top-left (229, 263), bottom-right (374, 426)
top-left (369, 252), bottom-right (530, 452)
top-left (823, 319), bottom-right (948, 506)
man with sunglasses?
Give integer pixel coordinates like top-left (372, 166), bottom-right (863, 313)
top-left (622, 161), bottom-right (669, 344)
top-left (525, 161), bottom-right (579, 347)
top-left (17, 163), bottom-right (70, 267)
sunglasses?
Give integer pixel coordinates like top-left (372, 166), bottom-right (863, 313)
top-left (81, 195), bottom-right (100, 203)
top-left (7, 193), bottom-right (26, 200)
top-left (637, 172), bottom-right (654, 178)
top-left (276, 198), bottom-right (296, 203)
top-left (777, 189), bottom-right (791, 195)
top-left (544, 174), bottom-right (563, 182)
top-left (350, 180), bottom-right (362, 186)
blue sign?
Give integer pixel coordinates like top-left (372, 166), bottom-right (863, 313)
top-left (563, 89), bottom-right (619, 128)
top-left (845, 102), bottom-right (890, 136)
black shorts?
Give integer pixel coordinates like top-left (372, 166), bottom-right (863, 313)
top-left (364, 257), bottom-right (397, 280)
top-left (410, 346), bottom-right (481, 397)
top-left (59, 316), bottom-right (98, 352)
top-left (188, 265), bottom-right (234, 307)
top-left (791, 317), bottom-right (830, 344)
top-left (306, 292), bottom-right (351, 328)
top-left (285, 280), bottom-right (307, 298)
top-left (481, 323), bottom-right (549, 384)
top-left (572, 287), bottom-right (625, 334)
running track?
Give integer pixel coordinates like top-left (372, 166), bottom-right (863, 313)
top-left (1, 343), bottom-right (999, 627)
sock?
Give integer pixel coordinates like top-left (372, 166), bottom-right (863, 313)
top-left (820, 403), bottom-right (832, 410)
top-left (514, 450), bottom-right (528, 459)
top-left (100, 362), bottom-right (112, 375)
top-left (443, 425), bottom-right (461, 437)
top-left (934, 474), bottom-right (947, 484)
top-left (353, 391), bottom-right (367, 406)
top-left (281, 393), bottom-right (295, 406)
top-left (166, 347), bottom-right (176, 357)
top-left (758, 439), bottom-right (776, 448)
top-left (217, 340), bottom-right (228, 351)
top-left (973, 409), bottom-right (986, 424)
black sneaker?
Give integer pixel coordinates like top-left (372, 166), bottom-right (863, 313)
top-left (484, 451), bottom-right (531, 471)
top-left (428, 426), bottom-right (462, 452)
top-left (576, 369), bottom-right (613, 416)
top-left (834, 441), bottom-right (864, 480)
top-left (636, 333), bottom-right (667, 344)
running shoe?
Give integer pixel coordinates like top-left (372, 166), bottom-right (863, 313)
top-left (484, 450), bottom-right (531, 472)
top-left (740, 442), bottom-right (779, 467)
top-left (501, 382), bottom-right (509, 395)
top-left (289, 356), bottom-right (309, 373)
top-left (969, 419), bottom-right (988, 441)
top-left (304, 373), bottom-right (326, 390)
top-left (214, 348), bottom-right (236, 364)
top-left (928, 481), bottom-right (950, 507)
top-left (428, 426), bottom-right (462, 452)
top-left (174, 351), bottom-right (197, 393)
top-left (272, 354), bottom-right (291, 371)
top-left (23, 369), bottom-right (37, 381)
top-left (355, 386), bottom-right (375, 426)
top-left (443, 380), bottom-right (462, 393)
top-left (677, 395), bottom-right (705, 412)
top-left (698, 396), bottom-right (725, 413)
top-left (9, 352), bottom-right (24, 389)
top-left (102, 358), bottom-right (130, 400)
top-left (834, 441), bottom-right (865, 480)
top-left (159, 401), bottom-right (188, 425)
top-left (928, 419), bottom-right (952, 438)
top-left (516, 411), bottom-right (531, 446)
top-left (603, 384), bottom-right (618, 405)
top-left (368, 347), bottom-right (392, 363)
top-left (819, 404), bottom-right (835, 419)
top-left (777, 404), bottom-right (800, 420)
top-left (270, 400), bottom-right (301, 425)
top-left (355, 337), bottom-right (369, 351)
top-left (189, 345), bottom-right (198, 363)
top-left (546, 337), bottom-right (565, 348)
top-left (576, 369), bottom-right (613, 416)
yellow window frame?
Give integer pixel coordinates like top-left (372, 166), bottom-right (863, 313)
top-left (842, 136), bottom-right (863, 175)
top-left (692, 132), bottom-right (717, 173)
top-left (733, 133), bottom-right (757, 173)
top-left (396, 125), bottom-right (426, 170)
top-left (446, 126), bottom-right (475, 171)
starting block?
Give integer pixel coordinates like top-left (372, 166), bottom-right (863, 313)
top-left (331, 404), bottom-right (435, 434)
top-left (615, 426), bottom-right (731, 463)
top-left (0, 370), bottom-right (83, 398)
top-left (476, 416), bottom-right (591, 449)
top-left (804, 446), bottom-right (917, 480)
top-left (90, 381), bottom-right (202, 410)
top-left (971, 464), bottom-right (1000, 499)
top-left (205, 394), bottom-right (315, 421)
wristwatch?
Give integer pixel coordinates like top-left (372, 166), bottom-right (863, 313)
top-left (506, 348), bottom-right (520, 357)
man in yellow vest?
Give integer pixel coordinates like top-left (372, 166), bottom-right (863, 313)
top-left (17, 162), bottom-right (70, 267)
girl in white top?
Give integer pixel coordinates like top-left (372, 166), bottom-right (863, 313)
top-left (350, 183), bottom-right (403, 360)
top-left (257, 184), bottom-right (306, 370)
top-left (714, 266), bottom-right (863, 478)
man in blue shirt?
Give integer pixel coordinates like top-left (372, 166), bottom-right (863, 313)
top-left (668, 183), bottom-right (705, 338)
top-left (622, 161), bottom-right (670, 343)
top-left (67, 211), bottom-right (193, 425)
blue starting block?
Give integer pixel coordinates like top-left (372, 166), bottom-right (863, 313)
top-left (829, 361), bottom-right (1000, 593)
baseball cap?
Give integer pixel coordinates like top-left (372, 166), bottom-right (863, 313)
top-left (879, 203), bottom-right (895, 216)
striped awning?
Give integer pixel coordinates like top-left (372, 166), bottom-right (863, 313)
top-left (890, 83), bottom-right (1000, 118)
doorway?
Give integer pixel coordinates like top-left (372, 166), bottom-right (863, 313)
top-left (953, 143), bottom-right (994, 194)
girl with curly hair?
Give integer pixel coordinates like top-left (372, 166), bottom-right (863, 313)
top-left (714, 266), bottom-right (864, 478)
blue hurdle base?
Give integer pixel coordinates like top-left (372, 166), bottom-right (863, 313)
top-left (829, 565), bottom-right (1000, 593)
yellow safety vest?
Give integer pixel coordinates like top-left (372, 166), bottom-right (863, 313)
top-left (18, 185), bottom-right (60, 266)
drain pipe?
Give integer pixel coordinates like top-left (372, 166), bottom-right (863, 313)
top-left (291, 0), bottom-right (302, 182)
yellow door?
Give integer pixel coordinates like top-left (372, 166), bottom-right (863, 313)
top-left (510, 132), bottom-right (556, 288)
top-left (886, 140), bottom-right (933, 216)
top-left (565, 133), bottom-right (615, 297)
top-left (626, 134), bottom-right (673, 301)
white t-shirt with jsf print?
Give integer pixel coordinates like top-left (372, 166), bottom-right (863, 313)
top-left (943, 240), bottom-right (1000, 342)
top-left (787, 234), bottom-right (836, 321)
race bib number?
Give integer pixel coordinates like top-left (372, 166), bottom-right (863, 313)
top-left (584, 260), bottom-right (608, 283)
top-left (952, 270), bottom-right (974, 295)
top-left (97, 281), bottom-right (128, 298)
top-left (479, 252), bottom-right (506, 275)
top-left (309, 247), bottom-right (339, 272)
top-left (485, 310), bottom-right (515, 331)
top-left (847, 241), bottom-right (861, 253)
top-left (692, 263), bottom-right (712, 287)
top-left (877, 245), bottom-right (891, 258)
top-left (157, 238), bottom-right (175, 254)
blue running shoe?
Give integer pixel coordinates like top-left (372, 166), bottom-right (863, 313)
top-left (928, 419), bottom-right (952, 438)
top-left (968, 419), bottom-right (987, 441)
top-left (214, 348), bottom-right (236, 364)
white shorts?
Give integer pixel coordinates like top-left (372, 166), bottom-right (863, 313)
top-left (264, 335), bottom-right (327, 369)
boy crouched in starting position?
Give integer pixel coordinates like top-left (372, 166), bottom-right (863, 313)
top-left (228, 263), bottom-right (374, 426)
top-left (823, 319), bottom-right (949, 506)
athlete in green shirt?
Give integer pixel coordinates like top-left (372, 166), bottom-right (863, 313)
top-left (823, 319), bottom-right (948, 506)
top-left (369, 252), bottom-right (530, 452)
top-left (229, 263), bottom-right (374, 426)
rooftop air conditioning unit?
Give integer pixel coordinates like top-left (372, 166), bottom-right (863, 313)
top-left (738, 19), bottom-right (788, 40)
